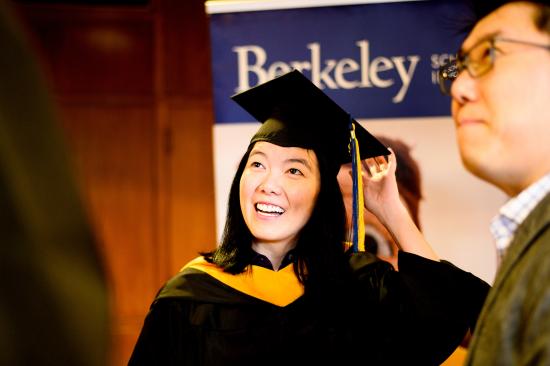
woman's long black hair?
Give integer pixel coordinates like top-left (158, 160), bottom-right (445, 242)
top-left (203, 142), bottom-right (350, 296)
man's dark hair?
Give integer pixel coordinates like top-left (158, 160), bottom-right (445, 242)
top-left (203, 142), bottom-right (350, 296)
top-left (465, 0), bottom-right (550, 34)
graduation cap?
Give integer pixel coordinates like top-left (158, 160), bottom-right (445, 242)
top-left (231, 70), bottom-right (390, 252)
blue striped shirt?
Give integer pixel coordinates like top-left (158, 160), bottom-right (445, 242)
top-left (490, 173), bottom-right (550, 264)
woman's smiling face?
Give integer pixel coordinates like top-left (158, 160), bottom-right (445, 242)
top-left (239, 141), bottom-right (321, 249)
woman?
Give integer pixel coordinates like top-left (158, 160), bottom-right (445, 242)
top-left (129, 71), bottom-right (489, 366)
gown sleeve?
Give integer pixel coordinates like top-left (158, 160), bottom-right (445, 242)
top-left (398, 251), bottom-right (489, 330)
top-left (350, 251), bottom-right (490, 365)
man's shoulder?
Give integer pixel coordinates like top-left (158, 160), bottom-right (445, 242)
top-left (521, 190), bottom-right (550, 226)
top-left (512, 192), bottom-right (550, 251)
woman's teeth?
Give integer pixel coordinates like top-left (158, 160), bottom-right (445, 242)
top-left (255, 203), bottom-right (285, 215)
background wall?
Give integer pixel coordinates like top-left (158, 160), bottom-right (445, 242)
top-left (362, 117), bottom-right (505, 282)
top-left (209, 1), bottom-right (506, 285)
top-left (11, 1), bottom-right (216, 364)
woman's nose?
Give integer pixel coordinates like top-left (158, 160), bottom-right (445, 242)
top-left (258, 173), bottom-right (282, 195)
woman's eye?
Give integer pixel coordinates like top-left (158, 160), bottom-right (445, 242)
top-left (251, 161), bottom-right (263, 168)
top-left (288, 168), bottom-right (303, 176)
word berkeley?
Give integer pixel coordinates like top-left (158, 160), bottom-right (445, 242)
top-left (233, 40), bottom-right (420, 103)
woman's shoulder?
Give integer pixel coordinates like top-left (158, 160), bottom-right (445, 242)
top-left (155, 256), bottom-right (282, 306)
top-left (155, 256), bottom-right (228, 302)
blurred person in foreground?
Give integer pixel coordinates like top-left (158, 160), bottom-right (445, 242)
top-left (0, 2), bottom-right (109, 365)
top-left (438, 0), bottom-right (550, 364)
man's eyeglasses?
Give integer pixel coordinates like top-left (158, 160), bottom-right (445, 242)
top-left (438, 37), bottom-right (550, 96)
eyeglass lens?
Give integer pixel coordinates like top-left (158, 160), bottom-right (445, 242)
top-left (438, 61), bottom-right (457, 95)
top-left (438, 39), bottom-right (495, 95)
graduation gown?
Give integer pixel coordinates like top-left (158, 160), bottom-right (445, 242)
top-left (129, 251), bottom-right (489, 366)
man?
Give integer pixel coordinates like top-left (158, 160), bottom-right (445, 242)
top-left (440, 1), bottom-right (550, 364)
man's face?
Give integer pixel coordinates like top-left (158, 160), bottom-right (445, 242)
top-left (451, 2), bottom-right (550, 196)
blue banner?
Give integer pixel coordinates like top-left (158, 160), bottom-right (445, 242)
top-left (209, 0), bottom-right (468, 123)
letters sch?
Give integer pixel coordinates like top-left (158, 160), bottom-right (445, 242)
top-left (232, 40), bottom-right (420, 104)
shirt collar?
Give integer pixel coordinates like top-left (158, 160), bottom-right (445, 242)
top-left (490, 172), bottom-right (550, 260)
top-left (250, 249), bottom-right (296, 271)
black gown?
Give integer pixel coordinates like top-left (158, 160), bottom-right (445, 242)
top-left (129, 251), bottom-right (489, 366)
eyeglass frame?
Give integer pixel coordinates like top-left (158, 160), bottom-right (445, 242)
top-left (438, 36), bottom-right (550, 96)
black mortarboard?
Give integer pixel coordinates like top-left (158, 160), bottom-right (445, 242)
top-left (231, 70), bottom-right (390, 252)
top-left (231, 70), bottom-right (390, 175)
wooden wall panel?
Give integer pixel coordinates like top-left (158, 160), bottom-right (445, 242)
top-left (14, 6), bottom-right (155, 96)
top-left (60, 104), bottom-right (159, 365)
top-left (158, 0), bottom-right (217, 274)
top-left (60, 105), bottom-right (159, 314)
top-left (167, 99), bottom-right (216, 274)
top-left (159, 0), bottom-right (212, 97)
top-left (30, 18), bottom-right (154, 95)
